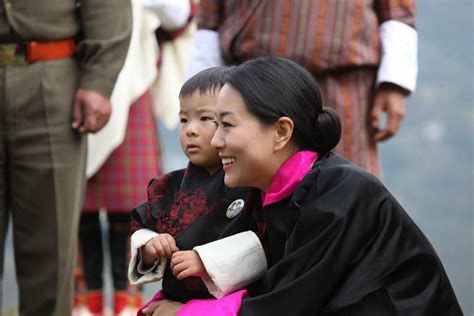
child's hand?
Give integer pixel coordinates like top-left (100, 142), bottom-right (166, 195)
top-left (142, 234), bottom-right (179, 265)
top-left (142, 300), bottom-right (160, 316)
top-left (170, 250), bottom-right (207, 280)
top-left (142, 300), bottom-right (182, 316)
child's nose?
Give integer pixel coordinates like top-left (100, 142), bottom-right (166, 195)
top-left (186, 123), bottom-right (198, 136)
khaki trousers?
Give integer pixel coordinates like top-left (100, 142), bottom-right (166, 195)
top-left (0, 57), bottom-right (86, 316)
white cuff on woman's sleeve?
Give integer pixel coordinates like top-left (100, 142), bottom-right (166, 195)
top-left (128, 229), bottom-right (167, 285)
top-left (184, 30), bottom-right (225, 79)
top-left (194, 231), bottom-right (267, 298)
top-left (377, 20), bottom-right (418, 92)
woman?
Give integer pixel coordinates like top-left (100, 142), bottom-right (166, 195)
top-left (152, 56), bottom-right (462, 316)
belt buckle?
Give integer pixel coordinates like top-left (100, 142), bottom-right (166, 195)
top-left (0, 43), bottom-right (28, 66)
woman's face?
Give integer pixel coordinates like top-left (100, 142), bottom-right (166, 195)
top-left (211, 84), bottom-right (277, 190)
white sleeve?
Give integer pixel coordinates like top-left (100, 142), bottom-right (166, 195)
top-left (142, 0), bottom-right (191, 31)
top-left (184, 29), bottom-right (226, 79)
top-left (193, 231), bottom-right (267, 298)
top-left (128, 229), bottom-right (168, 285)
top-left (377, 20), bottom-right (418, 92)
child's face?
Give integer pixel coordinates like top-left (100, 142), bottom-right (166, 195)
top-left (179, 90), bottom-right (221, 174)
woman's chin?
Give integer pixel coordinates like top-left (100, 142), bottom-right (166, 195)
top-left (224, 175), bottom-right (238, 188)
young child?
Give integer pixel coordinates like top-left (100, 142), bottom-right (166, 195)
top-left (128, 67), bottom-right (267, 313)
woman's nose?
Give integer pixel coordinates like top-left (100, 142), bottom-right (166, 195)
top-left (211, 128), bottom-right (223, 149)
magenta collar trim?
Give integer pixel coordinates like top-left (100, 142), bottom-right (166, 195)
top-left (261, 150), bottom-right (318, 207)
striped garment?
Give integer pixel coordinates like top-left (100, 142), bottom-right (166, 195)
top-left (196, 0), bottom-right (416, 177)
top-left (317, 68), bottom-right (380, 175)
top-left (83, 92), bottom-right (162, 212)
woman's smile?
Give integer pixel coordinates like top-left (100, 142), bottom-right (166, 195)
top-left (221, 156), bottom-right (236, 171)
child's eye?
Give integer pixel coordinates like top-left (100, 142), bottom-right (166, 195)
top-left (201, 116), bottom-right (213, 121)
top-left (180, 118), bottom-right (188, 124)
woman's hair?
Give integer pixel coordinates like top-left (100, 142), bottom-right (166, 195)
top-left (225, 56), bottom-right (341, 154)
top-left (179, 66), bottom-right (232, 98)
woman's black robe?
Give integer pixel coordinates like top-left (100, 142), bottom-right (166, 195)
top-left (240, 153), bottom-right (462, 316)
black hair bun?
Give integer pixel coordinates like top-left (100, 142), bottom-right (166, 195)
top-left (314, 107), bottom-right (342, 154)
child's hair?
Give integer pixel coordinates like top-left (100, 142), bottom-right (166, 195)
top-left (225, 56), bottom-right (341, 154)
top-left (179, 66), bottom-right (232, 98)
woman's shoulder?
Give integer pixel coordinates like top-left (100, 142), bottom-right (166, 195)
top-left (293, 153), bottom-right (393, 218)
top-left (311, 153), bottom-right (384, 190)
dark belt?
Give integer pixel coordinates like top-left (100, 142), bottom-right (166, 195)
top-left (0, 38), bottom-right (75, 66)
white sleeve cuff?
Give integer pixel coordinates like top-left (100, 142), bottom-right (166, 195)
top-left (128, 229), bottom-right (168, 285)
top-left (184, 30), bottom-right (225, 80)
top-left (143, 0), bottom-right (191, 31)
top-left (377, 20), bottom-right (418, 92)
top-left (194, 231), bottom-right (267, 298)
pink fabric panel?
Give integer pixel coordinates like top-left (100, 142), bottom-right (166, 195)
top-left (178, 290), bottom-right (248, 316)
top-left (261, 150), bottom-right (317, 207)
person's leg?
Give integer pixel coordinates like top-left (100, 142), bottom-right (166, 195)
top-left (6, 58), bottom-right (85, 316)
top-left (109, 213), bottom-right (129, 291)
top-left (79, 212), bottom-right (104, 290)
top-left (72, 243), bottom-right (87, 312)
top-left (315, 68), bottom-right (381, 177)
top-left (108, 212), bottom-right (132, 313)
top-left (78, 211), bottom-right (104, 314)
top-left (0, 65), bottom-right (10, 314)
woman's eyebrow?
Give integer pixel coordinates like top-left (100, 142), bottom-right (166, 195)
top-left (218, 111), bottom-right (233, 119)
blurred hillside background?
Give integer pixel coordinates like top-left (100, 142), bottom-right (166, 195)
top-left (2, 0), bottom-right (473, 315)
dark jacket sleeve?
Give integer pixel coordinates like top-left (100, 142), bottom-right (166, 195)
top-left (239, 203), bottom-right (353, 315)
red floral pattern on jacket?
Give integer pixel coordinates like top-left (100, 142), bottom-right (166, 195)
top-left (156, 188), bottom-right (212, 238)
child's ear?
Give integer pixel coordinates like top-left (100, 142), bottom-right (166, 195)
top-left (274, 117), bottom-right (294, 151)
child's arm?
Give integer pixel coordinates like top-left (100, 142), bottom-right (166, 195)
top-left (129, 231), bottom-right (180, 285)
top-left (129, 228), bottom-right (164, 285)
top-left (170, 231), bottom-right (267, 298)
top-left (129, 170), bottom-right (185, 285)
top-left (171, 250), bottom-right (208, 280)
top-left (142, 233), bottom-right (179, 265)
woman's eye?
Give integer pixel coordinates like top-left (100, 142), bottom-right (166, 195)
top-left (201, 116), bottom-right (213, 121)
top-left (222, 121), bottom-right (233, 128)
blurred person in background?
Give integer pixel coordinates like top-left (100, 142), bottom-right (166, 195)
top-left (0, 0), bottom-right (131, 315)
top-left (72, 0), bottom-right (194, 315)
top-left (186, 0), bottom-right (418, 178)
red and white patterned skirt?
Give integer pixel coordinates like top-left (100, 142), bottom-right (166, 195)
top-left (83, 92), bottom-right (162, 212)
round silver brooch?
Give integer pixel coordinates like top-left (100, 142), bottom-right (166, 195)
top-left (226, 199), bottom-right (245, 218)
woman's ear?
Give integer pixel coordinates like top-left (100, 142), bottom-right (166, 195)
top-left (274, 117), bottom-right (294, 151)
